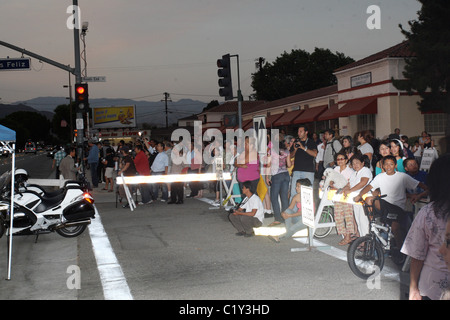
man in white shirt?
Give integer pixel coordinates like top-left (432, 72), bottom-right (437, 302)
top-left (150, 142), bottom-right (169, 201)
top-left (354, 155), bottom-right (428, 245)
top-left (228, 181), bottom-right (264, 237)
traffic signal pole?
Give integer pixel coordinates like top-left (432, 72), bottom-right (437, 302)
top-left (72, 0), bottom-right (85, 154)
top-left (232, 54), bottom-right (242, 130)
top-left (0, 1), bottom-right (84, 143)
top-left (217, 53), bottom-right (242, 130)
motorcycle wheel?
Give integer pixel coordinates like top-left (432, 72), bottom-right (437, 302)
top-left (55, 224), bottom-right (87, 238)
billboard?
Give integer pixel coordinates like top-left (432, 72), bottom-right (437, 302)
top-left (93, 106), bottom-right (136, 129)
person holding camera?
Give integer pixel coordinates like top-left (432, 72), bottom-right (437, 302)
top-left (228, 181), bottom-right (264, 238)
top-left (289, 125), bottom-right (317, 201)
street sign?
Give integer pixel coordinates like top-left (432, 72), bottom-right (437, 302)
top-left (301, 185), bottom-right (315, 228)
top-left (76, 118), bottom-right (84, 130)
top-left (82, 76), bottom-right (106, 82)
top-left (0, 58), bottom-right (31, 71)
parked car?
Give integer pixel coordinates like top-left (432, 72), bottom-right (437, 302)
top-left (24, 141), bottom-right (37, 154)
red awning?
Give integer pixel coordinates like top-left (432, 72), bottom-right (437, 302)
top-left (333, 97), bottom-right (377, 118)
top-left (273, 109), bottom-right (304, 127)
top-left (243, 119), bottom-right (254, 130)
top-left (292, 105), bottom-right (327, 124)
top-left (266, 113), bottom-right (284, 128)
top-left (233, 119), bottom-right (253, 130)
top-left (317, 104), bottom-right (340, 121)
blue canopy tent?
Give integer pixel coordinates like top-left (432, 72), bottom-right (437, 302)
top-left (0, 124), bottom-right (16, 280)
top-left (0, 125), bottom-right (16, 142)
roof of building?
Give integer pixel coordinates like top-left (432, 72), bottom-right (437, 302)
top-left (244, 85), bottom-right (338, 115)
top-left (334, 40), bottom-right (415, 73)
top-left (203, 100), bottom-right (266, 113)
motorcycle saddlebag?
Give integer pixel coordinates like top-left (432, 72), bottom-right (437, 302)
top-left (63, 201), bottom-right (95, 221)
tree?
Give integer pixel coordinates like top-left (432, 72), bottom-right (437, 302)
top-left (251, 48), bottom-right (354, 101)
top-left (202, 100), bottom-right (220, 112)
top-left (392, 0), bottom-right (450, 153)
top-left (52, 104), bottom-right (73, 143)
top-left (0, 111), bottom-right (51, 148)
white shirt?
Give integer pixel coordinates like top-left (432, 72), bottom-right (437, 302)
top-left (151, 152), bottom-right (169, 173)
top-left (369, 172), bottom-right (419, 210)
top-left (334, 165), bottom-right (354, 182)
top-left (315, 142), bottom-right (324, 164)
top-left (240, 194), bottom-right (265, 223)
top-left (357, 143), bottom-right (374, 170)
top-left (413, 145), bottom-right (422, 157)
top-left (349, 167), bottom-right (372, 192)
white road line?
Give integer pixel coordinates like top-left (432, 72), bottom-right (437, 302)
top-left (88, 208), bottom-right (133, 300)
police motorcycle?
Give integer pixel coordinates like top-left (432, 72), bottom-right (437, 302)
top-left (0, 169), bottom-right (96, 241)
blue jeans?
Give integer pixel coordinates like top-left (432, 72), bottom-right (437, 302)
top-left (89, 162), bottom-right (99, 187)
top-left (280, 208), bottom-right (306, 240)
top-left (139, 183), bottom-right (153, 203)
top-left (270, 171), bottom-right (290, 223)
top-left (290, 171), bottom-right (314, 202)
top-left (151, 172), bottom-right (168, 201)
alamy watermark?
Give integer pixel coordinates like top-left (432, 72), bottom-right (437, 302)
top-left (367, 5), bottom-right (381, 30)
top-left (67, 5), bottom-right (381, 30)
top-left (67, 265), bottom-right (81, 290)
top-left (66, 5), bottom-right (82, 30)
top-left (366, 265), bottom-right (381, 290)
top-left (169, 121), bottom-right (279, 176)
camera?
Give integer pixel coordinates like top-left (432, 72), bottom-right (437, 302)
top-left (228, 204), bottom-right (240, 214)
top-left (294, 138), bottom-right (302, 148)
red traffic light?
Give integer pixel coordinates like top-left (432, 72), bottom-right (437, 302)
top-left (75, 83), bottom-right (89, 112)
top-left (76, 86), bottom-right (85, 95)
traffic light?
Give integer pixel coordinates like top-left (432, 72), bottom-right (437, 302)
top-left (217, 54), bottom-right (233, 101)
top-left (75, 83), bottom-right (89, 113)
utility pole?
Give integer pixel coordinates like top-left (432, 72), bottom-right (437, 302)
top-left (232, 54), bottom-right (243, 130)
top-left (256, 57), bottom-right (265, 72)
top-left (72, 0), bottom-right (84, 152)
top-left (162, 92), bottom-right (172, 128)
top-left (217, 54), bottom-right (242, 130)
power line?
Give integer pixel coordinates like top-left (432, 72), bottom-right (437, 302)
top-left (161, 92), bottom-right (172, 129)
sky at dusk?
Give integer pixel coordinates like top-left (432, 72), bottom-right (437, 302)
top-left (0, 0), bottom-right (421, 105)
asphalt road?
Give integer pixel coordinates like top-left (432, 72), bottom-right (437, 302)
top-left (0, 152), bottom-right (409, 302)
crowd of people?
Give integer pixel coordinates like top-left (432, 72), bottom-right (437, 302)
top-left (52, 125), bottom-right (448, 300)
top-left (219, 125), bottom-right (448, 300)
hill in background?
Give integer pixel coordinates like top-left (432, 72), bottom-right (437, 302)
top-left (10, 96), bottom-right (207, 127)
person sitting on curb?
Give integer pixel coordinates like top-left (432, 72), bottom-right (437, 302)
top-left (268, 179), bottom-right (311, 243)
top-left (228, 180), bottom-right (264, 238)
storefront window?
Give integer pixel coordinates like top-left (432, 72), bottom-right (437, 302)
top-left (424, 113), bottom-right (447, 135)
top-left (357, 114), bottom-right (375, 132)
